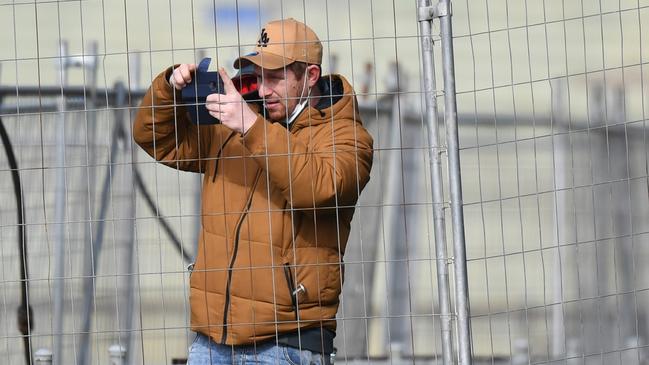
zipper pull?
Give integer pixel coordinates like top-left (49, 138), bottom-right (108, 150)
top-left (292, 283), bottom-right (306, 297)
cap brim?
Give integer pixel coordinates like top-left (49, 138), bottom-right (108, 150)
top-left (233, 51), bottom-right (292, 70)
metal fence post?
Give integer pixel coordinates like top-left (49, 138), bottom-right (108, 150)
top-left (437, 0), bottom-right (473, 363)
top-left (52, 39), bottom-right (69, 365)
top-left (550, 78), bottom-right (568, 360)
top-left (416, 0), bottom-right (453, 364)
top-left (113, 80), bottom-right (138, 365)
top-left (78, 40), bottom-right (100, 365)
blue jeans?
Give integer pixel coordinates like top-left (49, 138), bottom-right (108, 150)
top-left (187, 333), bottom-right (328, 365)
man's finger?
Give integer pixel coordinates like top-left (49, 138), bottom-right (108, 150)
top-left (173, 71), bottom-right (186, 89)
top-left (180, 66), bottom-right (193, 83)
top-left (206, 93), bottom-right (223, 105)
top-left (218, 67), bottom-right (237, 94)
top-left (170, 64), bottom-right (198, 89)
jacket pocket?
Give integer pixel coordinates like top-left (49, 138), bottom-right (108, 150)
top-left (283, 263), bottom-right (300, 321)
top-left (287, 247), bottom-right (342, 306)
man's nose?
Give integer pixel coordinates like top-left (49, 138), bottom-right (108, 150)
top-left (257, 82), bottom-right (272, 98)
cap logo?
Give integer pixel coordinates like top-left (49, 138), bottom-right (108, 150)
top-left (257, 28), bottom-right (270, 47)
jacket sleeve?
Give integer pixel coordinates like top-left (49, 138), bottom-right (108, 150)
top-left (241, 111), bottom-right (373, 209)
top-left (133, 67), bottom-right (226, 172)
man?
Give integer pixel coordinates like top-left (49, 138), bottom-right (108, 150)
top-left (133, 18), bottom-right (373, 364)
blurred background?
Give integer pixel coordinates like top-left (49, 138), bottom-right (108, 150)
top-left (1, 0), bottom-right (648, 364)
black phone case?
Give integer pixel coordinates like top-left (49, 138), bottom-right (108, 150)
top-left (181, 58), bottom-right (224, 125)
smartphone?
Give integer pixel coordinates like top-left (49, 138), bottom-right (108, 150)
top-left (181, 58), bottom-right (224, 125)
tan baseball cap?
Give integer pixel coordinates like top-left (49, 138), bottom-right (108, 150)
top-left (234, 18), bottom-right (322, 70)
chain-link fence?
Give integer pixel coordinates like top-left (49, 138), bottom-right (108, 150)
top-left (452, 1), bottom-right (649, 364)
top-left (1, 1), bottom-right (648, 364)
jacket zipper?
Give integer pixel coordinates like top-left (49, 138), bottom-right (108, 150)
top-left (283, 263), bottom-right (299, 322)
top-left (220, 170), bottom-right (261, 343)
top-left (212, 132), bottom-right (235, 183)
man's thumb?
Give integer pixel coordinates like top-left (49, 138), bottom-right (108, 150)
top-left (218, 67), bottom-right (236, 93)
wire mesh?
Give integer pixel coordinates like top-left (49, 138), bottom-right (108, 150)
top-left (1, 0), bottom-right (648, 364)
top-left (453, 0), bottom-right (649, 363)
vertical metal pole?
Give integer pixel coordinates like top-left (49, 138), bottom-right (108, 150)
top-left (126, 54), bottom-right (141, 365)
top-left (53, 39), bottom-right (69, 365)
top-left (386, 90), bottom-right (410, 356)
top-left (367, 88), bottom-right (403, 357)
top-left (113, 81), bottom-right (135, 365)
top-left (438, 0), bottom-right (473, 363)
top-left (608, 85), bottom-right (636, 349)
top-left (416, 1), bottom-right (453, 364)
top-left (550, 79), bottom-right (567, 360)
top-left (78, 40), bottom-right (100, 365)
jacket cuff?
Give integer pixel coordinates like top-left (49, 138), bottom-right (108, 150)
top-left (151, 65), bottom-right (182, 105)
top-left (240, 115), bottom-right (268, 154)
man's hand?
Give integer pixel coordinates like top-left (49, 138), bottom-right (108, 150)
top-left (205, 68), bottom-right (258, 134)
top-left (169, 64), bottom-right (197, 90)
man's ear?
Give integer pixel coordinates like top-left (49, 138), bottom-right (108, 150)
top-left (306, 64), bottom-right (321, 88)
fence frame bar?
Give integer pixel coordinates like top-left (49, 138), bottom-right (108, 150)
top-left (417, 0), bottom-right (454, 363)
top-left (438, 0), bottom-right (473, 363)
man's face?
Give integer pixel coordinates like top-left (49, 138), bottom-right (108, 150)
top-left (254, 65), bottom-right (305, 122)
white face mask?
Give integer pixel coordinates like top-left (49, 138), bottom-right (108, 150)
top-left (286, 72), bottom-right (310, 126)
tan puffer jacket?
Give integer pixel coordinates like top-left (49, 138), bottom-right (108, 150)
top-left (133, 67), bottom-right (373, 345)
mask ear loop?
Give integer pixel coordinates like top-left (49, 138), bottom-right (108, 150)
top-left (287, 69), bottom-right (311, 126)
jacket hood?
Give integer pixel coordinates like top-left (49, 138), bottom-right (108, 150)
top-left (290, 74), bottom-right (361, 130)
